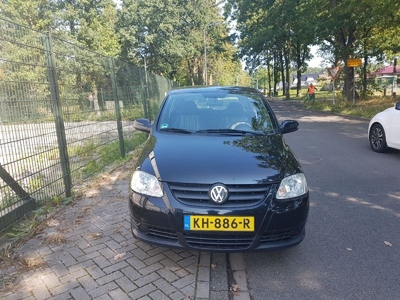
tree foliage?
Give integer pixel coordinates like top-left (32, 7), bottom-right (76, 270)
top-left (117, 0), bottom-right (240, 85)
top-left (226, 0), bottom-right (400, 101)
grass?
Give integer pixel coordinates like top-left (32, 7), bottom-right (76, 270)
top-left (274, 89), bottom-right (398, 118)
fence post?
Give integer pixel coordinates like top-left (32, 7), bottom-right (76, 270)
top-left (44, 33), bottom-right (72, 197)
top-left (109, 58), bottom-right (125, 158)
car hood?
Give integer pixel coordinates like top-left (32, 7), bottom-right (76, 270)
top-left (137, 132), bottom-right (301, 185)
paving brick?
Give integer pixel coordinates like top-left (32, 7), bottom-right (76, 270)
top-left (148, 289), bottom-right (170, 300)
top-left (152, 278), bottom-right (178, 295)
top-left (131, 247), bottom-right (150, 260)
top-left (98, 247), bottom-right (118, 260)
top-left (137, 296), bottom-right (152, 300)
top-left (93, 255), bottom-right (112, 269)
top-left (177, 256), bottom-right (198, 268)
top-left (163, 250), bottom-right (184, 262)
top-left (143, 253), bottom-right (166, 266)
top-left (105, 239), bottom-right (122, 251)
top-left (59, 268), bottom-right (87, 284)
top-left (86, 236), bottom-right (111, 247)
top-left (83, 243), bottom-right (108, 255)
top-left (96, 270), bottom-right (124, 285)
top-left (93, 294), bottom-right (112, 300)
top-left (159, 258), bottom-right (181, 270)
top-left (134, 272), bottom-right (161, 288)
top-left (36, 245), bottom-right (54, 256)
top-left (115, 276), bottom-right (138, 293)
top-left (68, 258), bottom-right (94, 272)
top-left (197, 266), bottom-right (210, 282)
top-left (49, 280), bottom-right (79, 295)
top-left (138, 262), bottom-right (163, 276)
top-left (147, 247), bottom-right (168, 257)
top-left (48, 261), bottom-right (69, 277)
top-left (102, 260), bottom-right (129, 274)
top-left (156, 267), bottom-right (179, 282)
top-left (128, 283), bottom-right (157, 299)
top-left (88, 282), bottom-right (118, 298)
top-left (85, 264), bottom-right (106, 280)
top-left (70, 286), bottom-right (91, 300)
top-left (48, 291), bottom-right (72, 300)
top-left (67, 246), bottom-right (86, 258)
top-left (172, 274), bottom-right (196, 289)
top-left (168, 290), bottom-right (186, 300)
top-left (0, 165), bottom-right (210, 300)
top-left (175, 269), bottom-right (189, 278)
top-left (108, 288), bottom-right (131, 300)
top-left (196, 281), bottom-right (210, 299)
top-left (120, 265), bottom-right (141, 281)
top-left (40, 271), bottom-right (61, 289)
top-left (111, 233), bottom-right (128, 243)
top-left (76, 250), bottom-right (101, 263)
top-left (31, 283), bottom-right (52, 300)
top-left (78, 274), bottom-right (99, 291)
top-left (180, 283), bottom-right (196, 298)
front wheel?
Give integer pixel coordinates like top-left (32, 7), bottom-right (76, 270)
top-left (369, 124), bottom-right (388, 153)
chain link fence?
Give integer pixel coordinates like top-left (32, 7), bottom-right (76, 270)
top-left (0, 17), bottom-right (177, 232)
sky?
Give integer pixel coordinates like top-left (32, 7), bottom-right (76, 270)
top-left (307, 46), bottom-right (324, 68)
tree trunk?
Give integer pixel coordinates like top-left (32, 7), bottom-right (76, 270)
top-left (284, 48), bottom-right (291, 100)
top-left (343, 65), bottom-right (355, 102)
top-left (362, 55), bottom-right (368, 99)
top-left (279, 52), bottom-right (285, 96)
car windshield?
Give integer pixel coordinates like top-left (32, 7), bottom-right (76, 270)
top-left (157, 91), bottom-right (276, 134)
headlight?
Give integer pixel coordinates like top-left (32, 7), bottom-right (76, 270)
top-left (276, 173), bottom-right (308, 200)
top-left (130, 171), bottom-right (163, 197)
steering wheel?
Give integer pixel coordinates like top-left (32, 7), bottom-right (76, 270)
top-left (229, 121), bottom-right (252, 130)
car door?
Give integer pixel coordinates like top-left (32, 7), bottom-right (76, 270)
top-left (388, 105), bottom-right (400, 149)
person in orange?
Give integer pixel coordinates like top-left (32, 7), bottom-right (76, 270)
top-left (307, 83), bottom-right (317, 102)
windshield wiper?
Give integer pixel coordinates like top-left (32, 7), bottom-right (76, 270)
top-left (196, 129), bottom-right (263, 135)
top-left (160, 128), bottom-right (192, 134)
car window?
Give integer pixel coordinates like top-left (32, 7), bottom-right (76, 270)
top-left (157, 92), bottom-right (276, 133)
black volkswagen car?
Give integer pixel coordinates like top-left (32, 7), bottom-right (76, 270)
top-left (129, 86), bottom-right (309, 252)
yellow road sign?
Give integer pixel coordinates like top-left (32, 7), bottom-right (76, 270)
top-left (347, 59), bottom-right (362, 67)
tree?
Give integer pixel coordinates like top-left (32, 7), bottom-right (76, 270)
top-left (224, 0), bottom-right (315, 99)
top-left (0, 0), bottom-right (57, 31)
top-left (315, 0), bottom-right (397, 101)
top-left (117, 0), bottom-right (234, 86)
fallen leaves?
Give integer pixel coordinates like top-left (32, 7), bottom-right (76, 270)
top-left (88, 232), bottom-right (102, 239)
top-left (230, 283), bottom-right (240, 296)
top-left (114, 252), bottom-right (126, 260)
top-left (384, 241), bottom-right (392, 247)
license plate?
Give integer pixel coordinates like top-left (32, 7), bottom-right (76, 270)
top-left (183, 215), bottom-right (254, 231)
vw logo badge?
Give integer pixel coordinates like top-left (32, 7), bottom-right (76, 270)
top-left (209, 184), bottom-right (229, 204)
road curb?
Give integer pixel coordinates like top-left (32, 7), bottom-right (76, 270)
top-left (195, 252), bottom-right (211, 300)
top-left (229, 253), bottom-right (250, 300)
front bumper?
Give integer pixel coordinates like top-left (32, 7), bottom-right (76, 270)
top-left (128, 183), bottom-right (309, 252)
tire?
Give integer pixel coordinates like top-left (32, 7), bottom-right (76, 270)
top-left (369, 123), bottom-right (388, 153)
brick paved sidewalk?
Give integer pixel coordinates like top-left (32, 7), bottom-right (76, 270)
top-left (0, 164), bottom-right (214, 300)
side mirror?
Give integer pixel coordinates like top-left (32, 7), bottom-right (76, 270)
top-left (395, 102), bottom-right (400, 110)
top-left (280, 120), bottom-right (299, 134)
top-left (133, 118), bottom-right (152, 133)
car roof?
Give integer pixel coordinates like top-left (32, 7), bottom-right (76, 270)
top-left (168, 86), bottom-right (262, 96)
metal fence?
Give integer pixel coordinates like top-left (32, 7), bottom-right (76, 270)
top-left (0, 17), bottom-right (177, 232)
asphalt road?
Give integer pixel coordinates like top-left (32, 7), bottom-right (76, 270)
top-left (243, 100), bottom-right (400, 300)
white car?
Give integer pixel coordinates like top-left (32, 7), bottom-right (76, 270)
top-left (368, 102), bottom-right (400, 152)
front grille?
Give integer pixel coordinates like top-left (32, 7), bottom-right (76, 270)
top-left (259, 228), bottom-right (301, 244)
top-left (168, 182), bottom-right (270, 207)
top-left (131, 217), bottom-right (178, 242)
top-left (147, 227), bottom-right (178, 241)
top-left (184, 232), bottom-right (254, 250)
